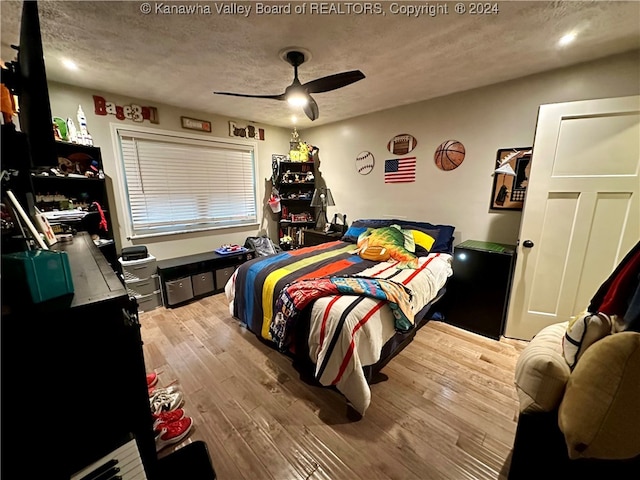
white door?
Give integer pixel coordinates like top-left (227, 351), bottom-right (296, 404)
top-left (504, 95), bottom-right (640, 341)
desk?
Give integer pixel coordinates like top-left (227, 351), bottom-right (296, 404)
top-left (1, 232), bottom-right (156, 478)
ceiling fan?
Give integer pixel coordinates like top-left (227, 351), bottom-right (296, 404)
top-left (213, 50), bottom-right (365, 121)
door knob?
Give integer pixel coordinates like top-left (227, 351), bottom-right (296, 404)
top-left (523, 240), bottom-right (534, 248)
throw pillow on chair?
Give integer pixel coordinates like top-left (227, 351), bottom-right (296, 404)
top-left (558, 331), bottom-right (640, 460)
top-left (514, 322), bottom-right (571, 413)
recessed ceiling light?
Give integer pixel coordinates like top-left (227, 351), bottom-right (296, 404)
top-left (558, 32), bottom-right (577, 47)
top-left (62, 58), bottom-right (78, 70)
top-left (291, 115), bottom-right (298, 124)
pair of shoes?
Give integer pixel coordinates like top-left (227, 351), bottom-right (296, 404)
top-left (146, 372), bottom-right (158, 388)
top-left (148, 380), bottom-right (178, 396)
top-left (155, 416), bottom-right (193, 452)
top-left (152, 408), bottom-right (185, 432)
top-left (149, 384), bottom-right (180, 397)
top-left (150, 387), bottom-right (183, 415)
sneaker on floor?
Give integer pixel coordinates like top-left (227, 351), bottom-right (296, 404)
top-left (148, 384), bottom-right (179, 397)
top-left (146, 372), bottom-right (158, 388)
top-left (155, 416), bottom-right (193, 452)
top-left (152, 408), bottom-right (186, 431)
top-left (150, 390), bottom-right (184, 415)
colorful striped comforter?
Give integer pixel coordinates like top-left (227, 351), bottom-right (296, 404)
top-left (225, 240), bottom-right (453, 414)
top-left (270, 275), bottom-right (415, 351)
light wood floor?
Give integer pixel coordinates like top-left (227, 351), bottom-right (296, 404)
top-left (140, 293), bottom-right (528, 480)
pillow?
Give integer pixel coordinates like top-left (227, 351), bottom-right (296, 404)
top-left (342, 225), bottom-right (368, 243)
top-left (343, 219), bottom-right (455, 254)
top-left (514, 322), bottom-right (571, 414)
top-left (562, 312), bottom-right (612, 369)
top-left (359, 245), bottom-right (391, 262)
top-left (356, 225), bottom-right (418, 269)
top-left (558, 331), bottom-right (640, 460)
top-left (410, 229), bottom-right (437, 256)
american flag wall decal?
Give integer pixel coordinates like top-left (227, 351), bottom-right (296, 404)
top-left (384, 157), bottom-right (417, 183)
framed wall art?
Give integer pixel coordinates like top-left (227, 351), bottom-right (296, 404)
top-left (181, 116), bottom-right (211, 132)
top-left (490, 147), bottom-right (533, 211)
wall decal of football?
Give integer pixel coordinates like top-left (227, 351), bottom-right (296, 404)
top-left (387, 133), bottom-right (418, 155)
top-left (434, 139), bottom-right (466, 171)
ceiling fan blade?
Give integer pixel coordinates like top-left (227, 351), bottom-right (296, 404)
top-left (302, 70), bottom-right (365, 94)
top-left (213, 91), bottom-right (285, 100)
top-left (303, 95), bottom-right (319, 121)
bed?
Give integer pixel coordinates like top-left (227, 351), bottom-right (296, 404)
top-left (224, 219), bottom-right (455, 415)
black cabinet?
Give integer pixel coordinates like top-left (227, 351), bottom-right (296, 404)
top-left (1, 232), bottom-right (156, 478)
top-left (30, 141), bottom-right (117, 268)
top-left (302, 229), bottom-right (343, 247)
top-left (441, 240), bottom-right (516, 339)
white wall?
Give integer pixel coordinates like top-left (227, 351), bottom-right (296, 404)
top-left (301, 50), bottom-right (640, 246)
top-left (48, 82), bottom-right (290, 260)
top-left (48, 50), bottom-right (639, 260)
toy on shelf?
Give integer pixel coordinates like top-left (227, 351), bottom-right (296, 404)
top-left (215, 244), bottom-right (248, 255)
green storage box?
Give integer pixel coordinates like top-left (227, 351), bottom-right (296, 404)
top-left (2, 249), bottom-right (74, 303)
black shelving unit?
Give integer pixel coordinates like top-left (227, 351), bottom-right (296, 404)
top-left (29, 141), bottom-right (117, 268)
top-left (276, 160), bottom-right (316, 248)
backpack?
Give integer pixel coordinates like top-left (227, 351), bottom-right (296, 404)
top-left (244, 235), bottom-right (282, 257)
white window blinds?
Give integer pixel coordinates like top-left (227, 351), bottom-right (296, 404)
top-left (117, 129), bottom-right (257, 238)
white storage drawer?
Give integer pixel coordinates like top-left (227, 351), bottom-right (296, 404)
top-left (135, 291), bottom-right (162, 313)
top-left (125, 275), bottom-right (160, 297)
top-left (119, 255), bottom-right (157, 281)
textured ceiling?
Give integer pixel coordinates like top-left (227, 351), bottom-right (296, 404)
top-left (1, 1), bottom-right (639, 128)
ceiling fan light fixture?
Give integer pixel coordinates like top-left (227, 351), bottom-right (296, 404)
top-left (213, 47), bottom-right (364, 122)
top-left (286, 91), bottom-right (308, 107)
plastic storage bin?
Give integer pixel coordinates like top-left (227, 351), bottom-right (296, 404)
top-left (2, 249), bottom-right (74, 303)
top-left (119, 255), bottom-right (157, 282)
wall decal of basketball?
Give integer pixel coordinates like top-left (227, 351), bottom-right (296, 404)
top-left (434, 140), bottom-right (466, 171)
top-left (387, 133), bottom-right (418, 155)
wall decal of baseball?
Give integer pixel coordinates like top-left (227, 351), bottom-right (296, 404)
top-left (356, 151), bottom-right (375, 175)
top-left (434, 140), bottom-right (466, 171)
top-left (387, 134), bottom-right (418, 155)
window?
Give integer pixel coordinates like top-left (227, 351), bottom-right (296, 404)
top-left (115, 126), bottom-right (258, 239)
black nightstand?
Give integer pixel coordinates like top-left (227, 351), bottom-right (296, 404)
top-left (302, 229), bottom-right (343, 246)
top-left (441, 240), bottom-right (516, 339)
